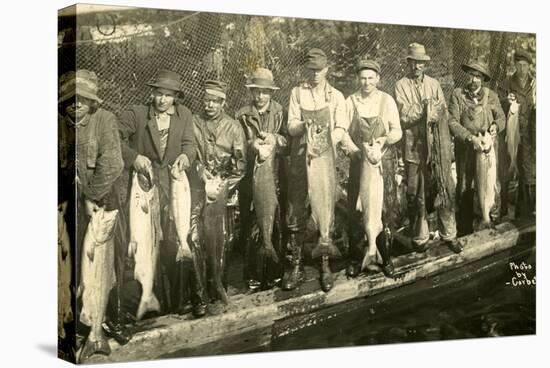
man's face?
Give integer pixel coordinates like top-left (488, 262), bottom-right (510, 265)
top-left (306, 67), bottom-right (328, 86)
top-left (251, 88), bottom-right (272, 109)
top-left (515, 60), bottom-right (530, 78)
top-left (65, 95), bottom-right (92, 121)
top-left (467, 71), bottom-right (484, 92)
top-left (152, 87), bottom-right (176, 112)
top-left (357, 69), bottom-right (380, 95)
top-left (408, 59), bottom-right (426, 79)
top-left (203, 93), bottom-right (225, 119)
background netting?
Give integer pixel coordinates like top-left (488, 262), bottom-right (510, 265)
top-left (59, 7), bottom-right (536, 117)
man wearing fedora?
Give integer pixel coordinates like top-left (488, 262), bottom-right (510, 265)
top-left (498, 49), bottom-right (536, 219)
top-left (191, 79), bottom-right (247, 305)
top-left (236, 67), bottom-right (287, 291)
top-left (394, 43), bottom-right (461, 254)
top-left (118, 69), bottom-right (202, 317)
top-left (284, 48), bottom-right (359, 292)
top-left (448, 60), bottom-right (505, 235)
top-left (58, 69), bottom-right (129, 354)
top-left (345, 58), bottom-right (402, 278)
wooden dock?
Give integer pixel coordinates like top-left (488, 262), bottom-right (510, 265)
top-left (85, 219), bottom-right (535, 363)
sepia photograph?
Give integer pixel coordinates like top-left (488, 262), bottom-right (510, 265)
top-left (56, 1), bottom-right (536, 365)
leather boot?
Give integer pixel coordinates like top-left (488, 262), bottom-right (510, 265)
top-left (281, 234), bottom-right (305, 290)
top-left (377, 228), bottom-right (395, 278)
top-left (320, 254), bottom-right (333, 292)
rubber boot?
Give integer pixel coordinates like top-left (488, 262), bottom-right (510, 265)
top-left (320, 254), bottom-right (334, 292)
top-left (377, 227), bottom-right (395, 278)
top-left (281, 233), bottom-right (305, 290)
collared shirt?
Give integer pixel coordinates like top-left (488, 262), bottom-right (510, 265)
top-left (153, 105), bottom-right (175, 157)
top-left (287, 80), bottom-right (348, 137)
top-left (345, 89), bottom-right (402, 146)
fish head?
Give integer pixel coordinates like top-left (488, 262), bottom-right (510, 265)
top-left (479, 132), bottom-right (494, 153)
top-left (136, 172), bottom-right (153, 192)
top-left (363, 141), bottom-right (382, 165)
top-left (170, 164), bottom-right (184, 181)
top-left (90, 208), bottom-right (119, 243)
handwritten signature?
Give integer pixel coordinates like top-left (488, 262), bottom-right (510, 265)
top-left (505, 262), bottom-right (536, 287)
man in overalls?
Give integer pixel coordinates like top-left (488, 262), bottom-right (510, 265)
top-left (345, 59), bottom-right (402, 277)
top-left (58, 69), bottom-right (129, 355)
top-left (191, 80), bottom-right (247, 307)
top-left (236, 68), bottom-right (287, 291)
top-left (118, 69), bottom-right (200, 316)
top-left (498, 49), bottom-right (536, 219)
top-left (394, 43), bottom-right (460, 254)
top-left (285, 48), bottom-right (358, 292)
top-left (448, 60), bottom-right (505, 235)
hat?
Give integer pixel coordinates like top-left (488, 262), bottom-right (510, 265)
top-left (514, 49), bottom-right (533, 64)
top-left (356, 59), bottom-right (381, 74)
top-left (305, 48), bottom-right (328, 70)
top-left (245, 68), bottom-right (280, 90)
top-left (147, 69), bottom-right (183, 92)
top-left (58, 69), bottom-right (103, 104)
top-left (461, 60), bottom-right (491, 82)
top-left (405, 43), bottom-right (431, 61)
top-left (204, 79), bottom-right (228, 99)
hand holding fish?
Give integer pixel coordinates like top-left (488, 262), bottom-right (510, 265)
top-left (134, 154), bottom-right (154, 181)
top-left (488, 123), bottom-right (498, 138)
top-left (470, 135), bottom-right (484, 153)
top-left (84, 199), bottom-right (100, 217)
top-left (205, 176), bottom-right (223, 202)
top-left (173, 153), bottom-right (190, 172)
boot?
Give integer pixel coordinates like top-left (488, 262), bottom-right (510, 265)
top-left (281, 233), bottom-right (305, 291)
top-left (377, 228), bottom-right (395, 278)
top-left (320, 254), bottom-right (333, 292)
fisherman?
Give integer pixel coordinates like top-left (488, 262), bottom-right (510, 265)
top-left (191, 79), bottom-right (247, 306)
top-left (394, 43), bottom-right (461, 254)
top-left (498, 49), bottom-right (536, 219)
top-left (345, 59), bottom-right (402, 277)
top-left (236, 68), bottom-right (287, 291)
top-left (285, 48), bottom-right (359, 292)
top-left (58, 69), bottom-right (130, 354)
top-left (118, 69), bottom-right (202, 317)
top-left (448, 60), bottom-right (505, 235)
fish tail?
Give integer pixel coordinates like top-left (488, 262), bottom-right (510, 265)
top-left (136, 293), bottom-right (160, 320)
top-left (216, 281), bottom-right (229, 305)
top-left (259, 243), bottom-right (279, 264)
top-left (79, 334), bottom-right (110, 361)
top-left (311, 238), bottom-right (341, 259)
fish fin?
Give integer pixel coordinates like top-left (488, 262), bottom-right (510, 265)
top-left (80, 337), bottom-right (111, 361)
top-left (128, 241), bottom-right (137, 258)
top-left (311, 239), bottom-right (341, 259)
top-left (176, 242), bottom-right (193, 262)
top-left (356, 196), bottom-right (362, 212)
top-left (136, 293), bottom-right (161, 321)
top-left (217, 282), bottom-right (229, 305)
top-left (259, 244), bottom-right (279, 264)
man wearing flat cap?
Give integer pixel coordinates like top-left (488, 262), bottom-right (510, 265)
top-left (498, 49), bottom-right (536, 218)
top-left (235, 68), bottom-right (287, 291)
top-left (58, 69), bottom-right (128, 356)
top-left (448, 60), bottom-right (505, 234)
top-left (345, 58), bottom-right (402, 278)
top-left (118, 69), bottom-right (202, 316)
top-left (191, 79), bottom-right (247, 306)
top-left (394, 43), bottom-right (461, 255)
top-left (284, 48), bottom-right (359, 292)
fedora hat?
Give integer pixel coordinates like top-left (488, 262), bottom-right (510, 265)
top-left (461, 60), bottom-right (491, 82)
top-left (406, 43), bottom-right (431, 62)
top-left (245, 68), bottom-right (280, 90)
top-left (58, 69), bottom-right (103, 104)
top-left (147, 69), bottom-right (183, 92)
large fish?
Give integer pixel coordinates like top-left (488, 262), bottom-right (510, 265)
top-left (128, 172), bottom-right (162, 320)
top-left (303, 108), bottom-right (340, 259)
top-left (476, 131), bottom-right (497, 229)
top-left (506, 100), bottom-right (520, 175)
top-left (358, 141), bottom-right (384, 271)
top-left (252, 140), bottom-right (279, 264)
top-left (58, 205), bottom-right (72, 340)
top-left (204, 176), bottom-right (229, 304)
top-left (79, 207), bottom-right (118, 360)
top-left (170, 166), bottom-right (192, 261)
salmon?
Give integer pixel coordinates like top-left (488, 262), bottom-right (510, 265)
top-left (304, 110), bottom-right (340, 259)
top-left (128, 172), bottom-right (162, 320)
top-left (170, 166), bottom-right (192, 261)
top-left (204, 176), bottom-right (229, 304)
top-left (358, 142), bottom-right (384, 271)
top-left (79, 208), bottom-right (118, 360)
top-left (506, 100), bottom-right (520, 175)
top-left (58, 205), bottom-right (72, 340)
top-left (476, 132), bottom-right (497, 229)
top-left (253, 141), bottom-right (279, 264)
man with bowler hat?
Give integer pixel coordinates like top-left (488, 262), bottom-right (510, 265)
top-left (394, 43), bottom-right (461, 254)
top-left (118, 69), bottom-right (202, 317)
top-left (448, 60), bottom-right (505, 234)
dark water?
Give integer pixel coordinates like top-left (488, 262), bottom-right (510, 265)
top-left (269, 244), bottom-right (536, 352)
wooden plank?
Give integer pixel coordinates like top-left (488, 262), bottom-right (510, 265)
top-left (85, 220), bottom-right (535, 363)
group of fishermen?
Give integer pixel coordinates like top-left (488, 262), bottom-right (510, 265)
top-left (58, 42), bottom-right (536, 352)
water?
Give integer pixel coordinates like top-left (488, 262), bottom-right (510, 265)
top-left (269, 244), bottom-right (536, 352)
